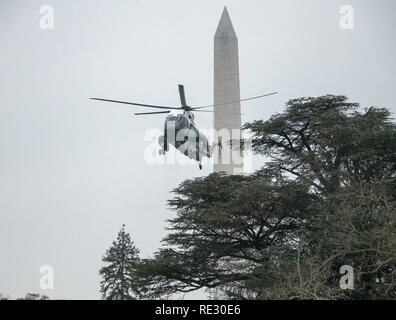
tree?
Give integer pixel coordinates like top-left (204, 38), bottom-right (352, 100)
top-left (241, 95), bottom-right (396, 299)
top-left (16, 293), bottom-right (50, 300)
top-left (224, 183), bottom-right (396, 300)
top-left (134, 173), bottom-right (316, 298)
top-left (0, 294), bottom-right (9, 300)
top-left (99, 225), bottom-right (140, 300)
top-left (243, 95), bottom-right (396, 194)
top-left (133, 95), bottom-right (396, 300)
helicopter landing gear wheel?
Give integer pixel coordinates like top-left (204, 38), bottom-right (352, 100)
top-left (199, 164), bottom-right (202, 170)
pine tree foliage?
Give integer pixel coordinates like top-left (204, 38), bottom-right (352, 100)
top-left (16, 293), bottom-right (49, 300)
top-left (0, 294), bottom-right (9, 300)
top-left (99, 226), bottom-right (140, 300)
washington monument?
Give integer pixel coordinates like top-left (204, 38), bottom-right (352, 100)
top-left (212, 7), bottom-right (242, 300)
top-left (214, 7), bottom-right (243, 175)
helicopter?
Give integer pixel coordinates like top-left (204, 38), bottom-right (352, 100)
top-left (91, 85), bottom-right (277, 170)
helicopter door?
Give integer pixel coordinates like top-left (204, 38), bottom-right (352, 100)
top-left (165, 119), bottom-right (177, 149)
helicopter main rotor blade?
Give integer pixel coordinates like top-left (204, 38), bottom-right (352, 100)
top-left (178, 85), bottom-right (187, 107)
top-left (90, 98), bottom-right (182, 110)
top-left (134, 111), bottom-right (171, 116)
top-left (192, 92), bottom-right (278, 110)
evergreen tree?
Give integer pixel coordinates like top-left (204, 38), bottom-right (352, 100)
top-left (0, 294), bottom-right (9, 300)
top-left (99, 225), bottom-right (140, 300)
top-left (16, 293), bottom-right (49, 300)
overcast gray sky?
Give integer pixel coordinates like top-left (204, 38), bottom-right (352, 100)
top-left (0, 0), bottom-right (395, 300)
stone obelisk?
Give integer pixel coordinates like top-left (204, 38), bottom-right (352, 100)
top-left (214, 7), bottom-right (243, 175)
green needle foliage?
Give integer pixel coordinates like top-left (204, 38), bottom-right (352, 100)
top-left (100, 226), bottom-right (140, 300)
